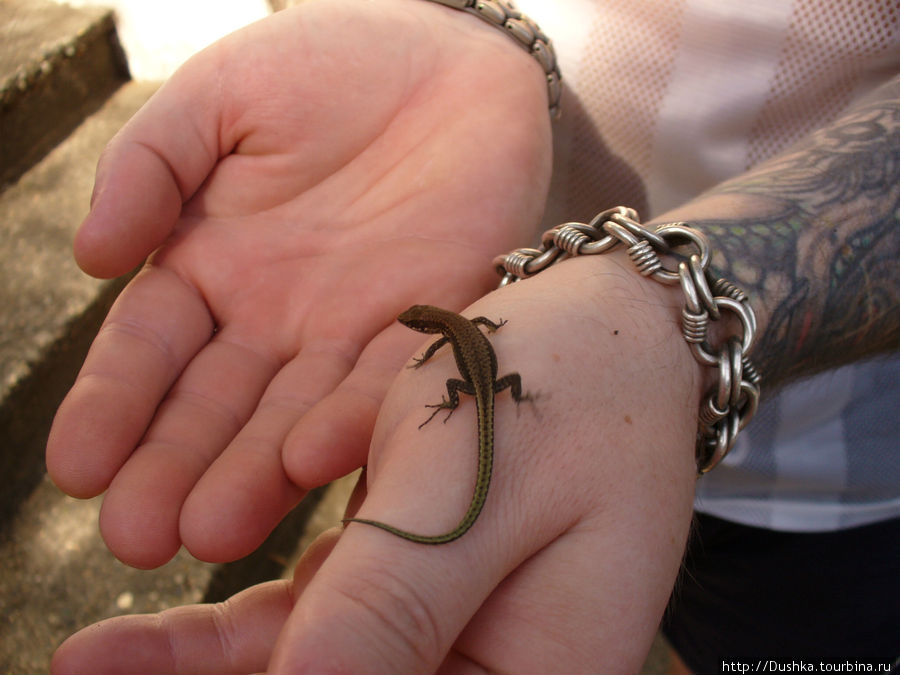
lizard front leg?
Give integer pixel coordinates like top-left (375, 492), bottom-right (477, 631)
top-left (410, 336), bottom-right (450, 369)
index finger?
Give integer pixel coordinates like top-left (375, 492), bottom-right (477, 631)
top-left (46, 267), bottom-right (213, 499)
top-left (50, 580), bottom-right (293, 675)
top-left (268, 379), bottom-right (550, 672)
top-left (265, 281), bottom-right (701, 672)
top-left (74, 65), bottom-right (221, 278)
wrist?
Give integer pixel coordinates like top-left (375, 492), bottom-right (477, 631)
top-left (495, 207), bottom-right (759, 473)
top-left (418, 0), bottom-right (561, 117)
top-left (487, 255), bottom-right (698, 668)
top-left (502, 251), bottom-right (705, 467)
top-left (648, 194), bottom-right (773, 350)
top-left (397, 0), bottom-right (558, 118)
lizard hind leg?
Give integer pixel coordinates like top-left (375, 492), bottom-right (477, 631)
top-left (408, 336), bottom-right (450, 369)
top-left (419, 397), bottom-right (456, 428)
top-left (417, 377), bottom-right (468, 428)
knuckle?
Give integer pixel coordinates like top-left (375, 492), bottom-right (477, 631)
top-left (209, 602), bottom-right (241, 669)
top-left (332, 564), bottom-right (444, 667)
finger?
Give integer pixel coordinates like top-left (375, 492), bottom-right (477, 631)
top-left (180, 324), bottom-right (412, 561)
top-left (177, 342), bottom-right (352, 561)
top-left (269, 528), bottom-right (500, 673)
top-left (289, 526), bottom-right (343, 596)
top-left (264, 295), bottom-right (641, 672)
top-left (51, 580), bottom-right (293, 675)
top-left (47, 268), bottom-right (213, 499)
top-left (273, 397), bottom-right (692, 673)
top-left (281, 322), bottom-right (422, 488)
top-left (98, 329), bottom-right (279, 568)
top-left (269, 401), bottom-right (539, 673)
top-left (74, 66), bottom-right (220, 278)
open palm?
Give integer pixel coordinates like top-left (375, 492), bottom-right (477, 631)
top-left (46, 0), bottom-right (551, 569)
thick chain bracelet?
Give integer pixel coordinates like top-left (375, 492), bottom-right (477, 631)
top-left (423, 0), bottom-right (562, 118)
top-left (494, 206), bottom-right (762, 475)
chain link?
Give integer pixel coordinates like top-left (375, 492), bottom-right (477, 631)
top-left (494, 206), bottom-right (762, 474)
top-left (423, 0), bottom-right (562, 118)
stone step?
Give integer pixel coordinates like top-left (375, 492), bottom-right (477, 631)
top-left (0, 80), bottom-right (158, 531)
top-left (0, 0), bottom-right (129, 187)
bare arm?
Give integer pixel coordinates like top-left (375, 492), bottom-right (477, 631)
top-left (661, 74), bottom-right (900, 388)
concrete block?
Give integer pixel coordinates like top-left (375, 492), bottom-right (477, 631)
top-left (0, 80), bottom-right (157, 528)
top-left (0, 0), bottom-right (129, 186)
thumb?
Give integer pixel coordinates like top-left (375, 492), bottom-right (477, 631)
top-left (74, 64), bottom-right (221, 278)
top-left (269, 527), bottom-right (501, 673)
top-left (268, 403), bottom-right (532, 673)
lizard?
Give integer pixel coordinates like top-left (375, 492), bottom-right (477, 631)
top-left (343, 304), bottom-right (530, 544)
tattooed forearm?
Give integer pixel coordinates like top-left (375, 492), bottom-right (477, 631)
top-left (687, 76), bottom-right (900, 388)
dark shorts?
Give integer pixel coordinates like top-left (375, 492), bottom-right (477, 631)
top-left (661, 513), bottom-right (900, 674)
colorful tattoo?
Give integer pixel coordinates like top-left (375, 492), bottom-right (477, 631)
top-left (691, 77), bottom-right (900, 387)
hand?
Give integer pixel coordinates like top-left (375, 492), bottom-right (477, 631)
top-left (46, 0), bottom-right (551, 568)
top-left (52, 255), bottom-right (701, 673)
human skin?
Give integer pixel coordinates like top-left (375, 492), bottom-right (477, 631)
top-left (46, 0), bottom-right (552, 569)
top-left (52, 255), bottom-right (703, 673)
top-left (47, 0), bottom-right (899, 670)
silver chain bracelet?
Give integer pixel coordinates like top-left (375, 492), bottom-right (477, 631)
top-left (422, 0), bottom-right (562, 118)
top-left (494, 206), bottom-right (762, 475)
